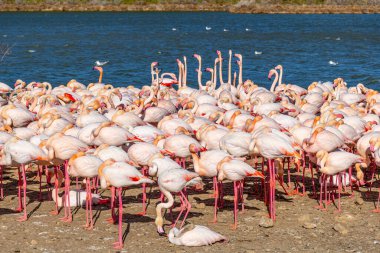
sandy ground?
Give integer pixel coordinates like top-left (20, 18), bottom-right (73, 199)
top-left (0, 167), bottom-right (379, 253)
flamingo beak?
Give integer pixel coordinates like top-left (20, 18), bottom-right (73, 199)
top-left (200, 147), bottom-right (207, 152)
top-left (253, 170), bottom-right (265, 179)
top-left (157, 227), bottom-right (166, 237)
top-left (128, 136), bottom-right (143, 142)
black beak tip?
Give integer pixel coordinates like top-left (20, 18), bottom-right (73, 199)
top-left (157, 231), bottom-right (167, 237)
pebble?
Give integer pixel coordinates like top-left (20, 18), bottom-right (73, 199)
top-left (259, 217), bottom-right (274, 228)
top-left (303, 222), bottom-right (317, 229)
top-left (245, 250), bottom-right (256, 253)
top-left (354, 197), bottom-right (364, 205)
top-left (333, 224), bottom-right (348, 235)
top-left (31, 240), bottom-right (37, 245)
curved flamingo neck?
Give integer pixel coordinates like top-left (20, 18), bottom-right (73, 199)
top-left (269, 71), bottom-right (279, 93)
top-left (156, 186), bottom-right (174, 221)
top-left (278, 68), bottom-right (283, 86)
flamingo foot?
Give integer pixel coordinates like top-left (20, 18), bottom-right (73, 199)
top-left (230, 224), bottom-right (237, 230)
top-left (50, 210), bottom-right (59, 215)
top-left (334, 209), bottom-right (342, 214)
top-left (16, 215), bottom-right (27, 222)
top-left (371, 208), bottom-right (380, 213)
top-left (136, 211), bottom-right (146, 216)
top-left (105, 217), bottom-right (116, 224)
top-left (60, 216), bottom-right (72, 223)
top-left (314, 205), bottom-right (327, 211)
top-left (112, 242), bottom-right (123, 250)
top-left (14, 207), bottom-right (23, 212)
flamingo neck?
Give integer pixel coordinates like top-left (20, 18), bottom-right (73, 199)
top-left (218, 57), bottom-right (224, 85)
top-left (98, 70), bottom-right (103, 84)
top-left (238, 60), bottom-right (243, 85)
top-left (228, 52), bottom-right (232, 84)
top-left (269, 71), bottom-right (279, 93)
top-left (183, 58), bottom-right (187, 86)
top-left (278, 68), bottom-right (283, 86)
top-left (155, 186), bottom-right (174, 227)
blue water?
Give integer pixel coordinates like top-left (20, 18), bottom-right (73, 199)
top-left (0, 12), bottom-right (379, 89)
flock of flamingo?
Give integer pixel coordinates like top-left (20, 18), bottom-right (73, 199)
top-left (0, 50), bottom-right (379, 249)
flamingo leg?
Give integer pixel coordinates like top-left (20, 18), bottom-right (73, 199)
top-left (232, 181), bottom-right (238, 229)
top-left (88, 178), bottom-right (94, 229)
top-left (0, 165), bottom-right (3, 200)
top-left (173, 192), bottom-right (186, 227)
top-left (113, 187), bottom-right (124, 249)
top-left (106, 186), bottom-right (116, 224)
top-left (15, 167), bottom-right (22, 212)
top-left (336, 173), bottom-right (342, 213)
top-left (372, 186), bottom-right (380, 213)
top-left (137, 166), bottom-right (147, 216)
top-left (348, 166), bottom-right (355, 198)
top-left (213, 176), bottom-right (219, 223)
top-left (240, 180), bottom-right (245, 213)
top-left (17, 164), bottom-right (28, 222)
top-left (179, 190), bottom-right (191, 229)
top-left (61, 160), bottom-right (72, 222)
top-left (271, 159), bottom-right (276, 221)
top-left (37, 166), bottom-right (42, 201)
top-left (310, 163), bottom-right (317, 198)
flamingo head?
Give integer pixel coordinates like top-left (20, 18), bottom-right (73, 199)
top-left (274, 65), bottom-right (283, 70)
top-left (92, 66), bottom-right (103, 72)
top-left (216, 50), bottom-right (221, 56)
top-left (268, 69), bottom-right (277, 80)
top-left (234, 53), bottom-right (242, 60)
top-left (193, 54), bottom-right (200, 59)
top-left (151, 62), bottom-right (158, 68)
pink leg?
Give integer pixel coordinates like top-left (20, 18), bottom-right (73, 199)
top-left (88, 178), bottom-right (94, 229)
top-left (113, 187), bottom-right (124, 249)
top-left (372, 186), bottom-right (380, 213)
top-left (302, 162), bottom-right (306, 195)
top-left (271, 159), bottom-right (276, 221)
top-left (106, 186), bottom-right (116, 224)
top-left (15, 167), bottom-right (22, 212)
top-left (179, 191), bottom-right (191, 229)
top-left (51, 167), bottom-right (59, 215)
top-left (315, 174), bottom-right (325, 210)
top-left (240, 180), bottom-right (245, 213)
top-left (218, 182), bottom-right (224, 208)
top-left (38, 166), bottom-right (42, 201)
top-left (348, 166), bottom-right (354, 198)
top-left (0, 165), bottom-right (4, 200)
top-left (232, 181), bottom-right (238, 229)
top-left (310, 163), bottom-right (317, 198)
top-left (61, 161), bottom-right (72, 222)
top-left (17, 164), bottom-right (28, 222)
top-left (173, 192), bottom-right (186, 227)
top-left (336, 173), bottom-right (342, 212)
top-left (137, 166), bottom-right (147, 216)
top-left (213, 176), bottom-right (219, 223)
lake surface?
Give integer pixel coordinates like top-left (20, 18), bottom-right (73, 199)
top-left (0, 12), bottom-right (379, 89)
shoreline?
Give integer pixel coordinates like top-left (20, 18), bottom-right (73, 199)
top-left (1, 4), bottom-right (380, 14)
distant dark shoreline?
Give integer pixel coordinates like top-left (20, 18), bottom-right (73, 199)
top-left (1, 4), bottom-right (380, 14)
